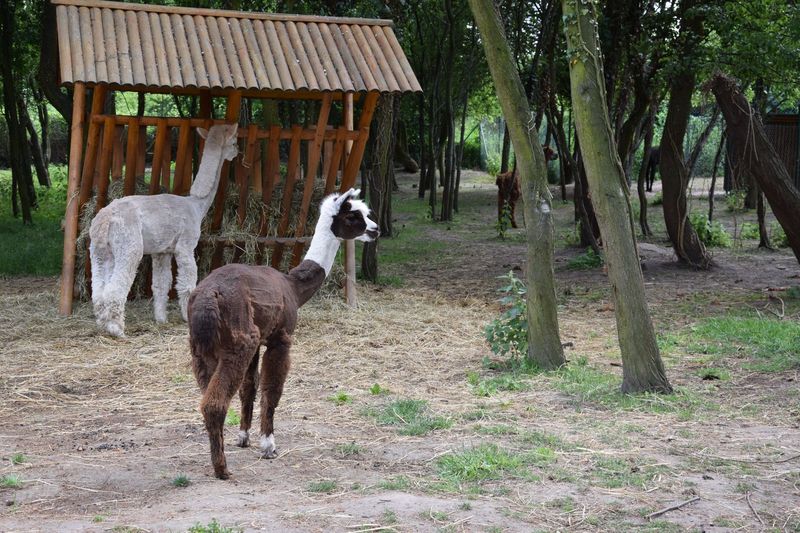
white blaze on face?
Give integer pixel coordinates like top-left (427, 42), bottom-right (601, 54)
top-left (349, 198), bottom-right (378, 241)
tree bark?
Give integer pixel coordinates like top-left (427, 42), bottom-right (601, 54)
top-left (708, 73), bottom-right (800, 262)
top-left (686, 106), bottom-right (720, 178)
top-left (563, 0), bottom-right (672, 394)
top-left (1, 0), bottom-right (35, 223)
top-left (708, 130), bottom-right (725, 221)
top-left (19, 95), bottom-right (51, 187)
top-left (469, 0), bottom-right (565, 370)
top-left (637, 104), bottom-right (656, 237)
top-left (395, 121), bottom-right (419, 173)
top-left (660, 72), bottom-right (712, 268)
top-left (37, 0), bottom-right (72, 123)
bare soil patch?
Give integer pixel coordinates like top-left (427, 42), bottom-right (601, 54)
top-left (1, 170), bottom-right (799, 532)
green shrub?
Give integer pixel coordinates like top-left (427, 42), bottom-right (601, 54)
top-left (725, 190), bottom-right (747, 213)
top-left (566, 248), bottom-right (604, 270)
top-left (770, 221), bottom-right (789, 248)
top-left (484, 272), bottom-right (528, 360)
top-left (649, 192), bottom-right (663, 206)
top-left (689, 213), bottom-right (731, 247)
top-left (460, 139), bottom-right (481, 169)
top-left (739, 222), bottom-right (760, 240)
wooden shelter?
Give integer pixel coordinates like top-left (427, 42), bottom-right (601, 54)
top-left (55, 0), bottom-right (421, 314)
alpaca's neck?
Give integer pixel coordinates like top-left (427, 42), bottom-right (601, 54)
top-left (189, 146), bottom-right (226, 215)
top-left (302, 216), bottom-right (341, 276)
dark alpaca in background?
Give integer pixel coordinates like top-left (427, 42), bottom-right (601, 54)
top-left (645, 147), bottom-right (660, 192)
top-left (495, 145), bottom-right (558, 228)
top-left (188, 189), bottom-right (378, 479)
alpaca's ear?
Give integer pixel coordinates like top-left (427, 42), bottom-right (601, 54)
top-left (225, 125), bottom-right (239, 141)
top-left (197, 127), bottom-right (209, 139)
top-left (351, 188), bottom-right (361, 199)
top-left (335, 189), bottom-right (355, 208)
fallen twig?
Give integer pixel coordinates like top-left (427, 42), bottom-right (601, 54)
top-left (646, 496), bottom-right (700, 520)
top-left (746, 492), bottom-right (764, 527)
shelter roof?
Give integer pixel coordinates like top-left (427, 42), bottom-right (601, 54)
top-left (54, 0), bottom-right (421, 95)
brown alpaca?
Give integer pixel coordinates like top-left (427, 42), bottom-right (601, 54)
top-left (188, 189), bottom-right (378, 479)
top-left (495, 145), bottom-right (558, 229)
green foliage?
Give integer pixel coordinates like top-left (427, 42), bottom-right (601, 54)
top-left (697, 367), bottom-right (730, 381)
top-left (187, 519), bottom-right (240, 533)
top-left (566, 248), bottom-right (604, 270)
top-left (437, 444), bottom-right (524, 483)
top-left (739, 222), bottom-right (760, 240)
top-left (307, 479), bottom-right (337, 493)
top-left (725, 191), bottom-right (747, 213)
top-left (224, 408), bottom-right (240, 426)
top-left (336, 442), bottom-right (362, 456)
top-left (468, 372), bottom-right (530, 397)
top-left (0, 167), bottom-right (68, 275)
top-left (689, 316), bottom-right (800, 371)
top-left (329, 391), bottom-right (353, 406)
top-left (484, 272), bottom-right (528, 361)
top-left (770, 221), bottom-right (789, 248)
top-left (1, 474), bottom-right (22, 488)
top-left (689, 213), bottom-right (732, 248)
top-left (649, 193), bottom-right (663, 206)
top-left (379, 475), bottom-right (410, 490)
top-left (460, 138), bottom-right (482, 169)
top-left (171, 474), bottom-right (190, 488)
top-left (495, 204), bottom-right (512, 240)
top-left (370, 383), bottom-right (388, 395)
top-left (367, 399), bottom-right (451, 436)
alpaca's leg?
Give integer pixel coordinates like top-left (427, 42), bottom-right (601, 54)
top-left (201, 341), bottom-right (257, 480)
top-left (236, 348), bottom-right (261, 448)
top-left (175, 248), bottom-right (198, 322)
top-left (151, 253), bottom-right (173, 324)
top-left (90, 242), bottom-right (111, 326)
top-left (103, 239), bottom-right (143, 337)
top-left (509, 198), bottom-right (518, 229)
top-left (259, 332), bottom-right (291, 459)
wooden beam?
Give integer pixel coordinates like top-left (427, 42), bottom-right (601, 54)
top-left (343, 92), bottom-right (357, 307)
top-left (94, 116), bottom-right (117, 211)
top-left (77, 85), bottom-right (108, 208)
top-left (59, 82), bottom-right (87, 315)
top-left (123, 117), bottom-right (140, 196)
top-left (291, 93), bottom-right (333, 264)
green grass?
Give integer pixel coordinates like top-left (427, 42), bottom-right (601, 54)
top-left (10, 453), bottom-right (27, 465)
top-left (224, 408), bottom-right (240, 426)
top-left (379, 475), bottom-right (410, 490)
top-left (307, 479), bottom-right (337, 493)
top-left (171, 474), bottom-right (190, 487)
top-left (187, 519), bottom-right (240, 533)
top-left (329, 391), bottom-right (353, 406)
top-left (591, 456), bottom-right (669, 489)
top-left (367, 398), bottom-right (452, 436)
top-left (436, 444), bottom-right (528, 486)
top-left (551, 356), bottom-right (713, 418)
top-left (370, 383), bottom-right (389, 395)
top-left (381, 509), bottom-right (398, 525)
top-left (0, 166), bottom-right (68, 276)
top-left (1, 473), bottom-right (22, 488)
top-left (336, 442), bottom-right (362, 456)
top-left (566, 248), bottom-right (604, 270)
top-left (687, 316), bottom-right (800, 371)
top-left (467, 372), bottom-right (531, 397)
top-left (475, 424), bottom-right (518, 436)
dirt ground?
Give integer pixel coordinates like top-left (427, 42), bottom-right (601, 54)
top-left (1, 170), bottom-right (799, 532)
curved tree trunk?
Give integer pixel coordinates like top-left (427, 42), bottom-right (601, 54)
top-left (395, 121), bottom-right (419, 173)
top-left (468, 0), bottom-right (565, 370)
top-left (659, 71), bottom-right (712, 268)
top-left (637, 104), bottom-right (656, 237)
top-left (708, 130), bottom-right (726, 221)
top-left (708, 73), bottom-right (800, 262)
top-left (563, 0), bottom-right (672, 394)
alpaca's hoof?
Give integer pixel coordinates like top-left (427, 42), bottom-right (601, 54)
top-left (260, 433), bottom-right (277, 459)
top-left (105, 322), bottom-right (125, 338)
top-left (236, 430), bottom-right (249, 448)
top-left (214, 468), bottom-right (231, 480)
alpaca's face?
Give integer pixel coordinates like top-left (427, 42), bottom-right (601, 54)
top-left (329, 191), bottom-right (379, 242)
top-left (197, 124), bottom-right (239, 162)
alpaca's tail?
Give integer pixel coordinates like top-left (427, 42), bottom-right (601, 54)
top-left (189, 290), bottom-right (221, 358)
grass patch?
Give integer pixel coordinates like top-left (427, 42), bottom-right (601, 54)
top-left (1, 474), bottom-right (22, 488)
top-left (566, 248), bottom-right (604, 270)
top-left (591, 456), bottom-right (668, 489)
top-left (467, 371), bottom-right (530, 397)
top-left (336, 442), bottom-right (362, 456)
top-left (224, 408), bottom-right (240, 426)
top-left (10, 453), bottom-right (27, 465)
top-left (171, 474), bottom-right (190, 487)
top-left (475, 424), bottom-right (518, 436)
top-left (370, 383), bottom-right (389, 395)
top-left (687, 316), bottom-right (800, 371)
top-left (436, 444), bottom-right (528, 487)
top-left (697, 366), bottom-right (730, 381)
top-left (187, 519), bottom-right (240, 533)
top-left (551, 357), bottom-right (713, 418)
top-left (367, 399), bottom-right (452, 436)
top-left (329, 391), bottom-right (353, 405)
top-left (307, 479), bottom-right (337, 493)
top-left (379, 475), bottom-right (410, 490)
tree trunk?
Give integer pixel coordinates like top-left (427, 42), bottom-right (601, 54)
top-left (708, 130), bottom-right (725, 221)
top-left (37, 0), bottom-right (72, 123)
top-left (756, 188), bottom-right (772, 249)
top-left (500, 125), bottom-right (511, 174)
top-left (686, 106), bottom-right (720, 178)
top-left (563, 0), bottom-right (672, 394)
top-left (659, 71), bottom-right (712, 268)
top-left (469, 0), bottom-right (565, 370)
top-left (395, 121), bottom-right (419, 173)
top-left (1, 0), bottom-right (35, 223)
top-left (362, 95), bottom-right (396, 281)
top-left (575, 149), bottom-right (602, 251)
top-left (708, 73), bottom-right (800, 262)
top-left (19, 95), bottom-right (51, 187)
top-left (637, 104), bottom-right (656, 237)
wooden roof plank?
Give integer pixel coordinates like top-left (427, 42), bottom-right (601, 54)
top-left (194, 15), bottom-right (222, 89)
top-left (183, 15), bottom-right (209, 88)
top-left (148, 12), bottom-right (171, 87)
top-left (56, 5), bottom-right (74, 82)
top-left (101, 8), bottom-right (120, 85)
top-left (252, 20), bottom-right (283, 89)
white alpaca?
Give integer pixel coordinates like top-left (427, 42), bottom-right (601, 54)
top-left (90, 124), bottom-right (238, 337)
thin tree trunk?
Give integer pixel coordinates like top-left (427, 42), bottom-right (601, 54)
top-left (686, 106), bottom-right (720, 177)
top-left (500, 125), bottom-right (511, 174)
top-left (708, 73), bottom-right (800, 262)
top-left (756, 187), bottom-right (772, 249)
top-left (637, 104), bottom-right (657, 237)
top-left (19, 96), bottom-right (51, 187)
top-left (563, 0), bottom-right (672, 394)
top-left (469, 0), bottom-right (565, 370)
top-left (708, 130), bottom-right (726, 221)
top-left (395, 121), bottom-right (419, 173)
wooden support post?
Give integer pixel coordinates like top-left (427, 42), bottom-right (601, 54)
top-left (94, 116), bottom-right (117, 211)
top-left (77, 85), bottom-right (108, 209)
top-left (59, 82), bottom-right (87, 315)
top-left (124, 117), bottom-right (141, 196)
top-left (343, 92), bottom-right (357, 307)
top-left (111, 124), bottom-right (124, 181)
top-left (149, 119), bottom-right (169, 194)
